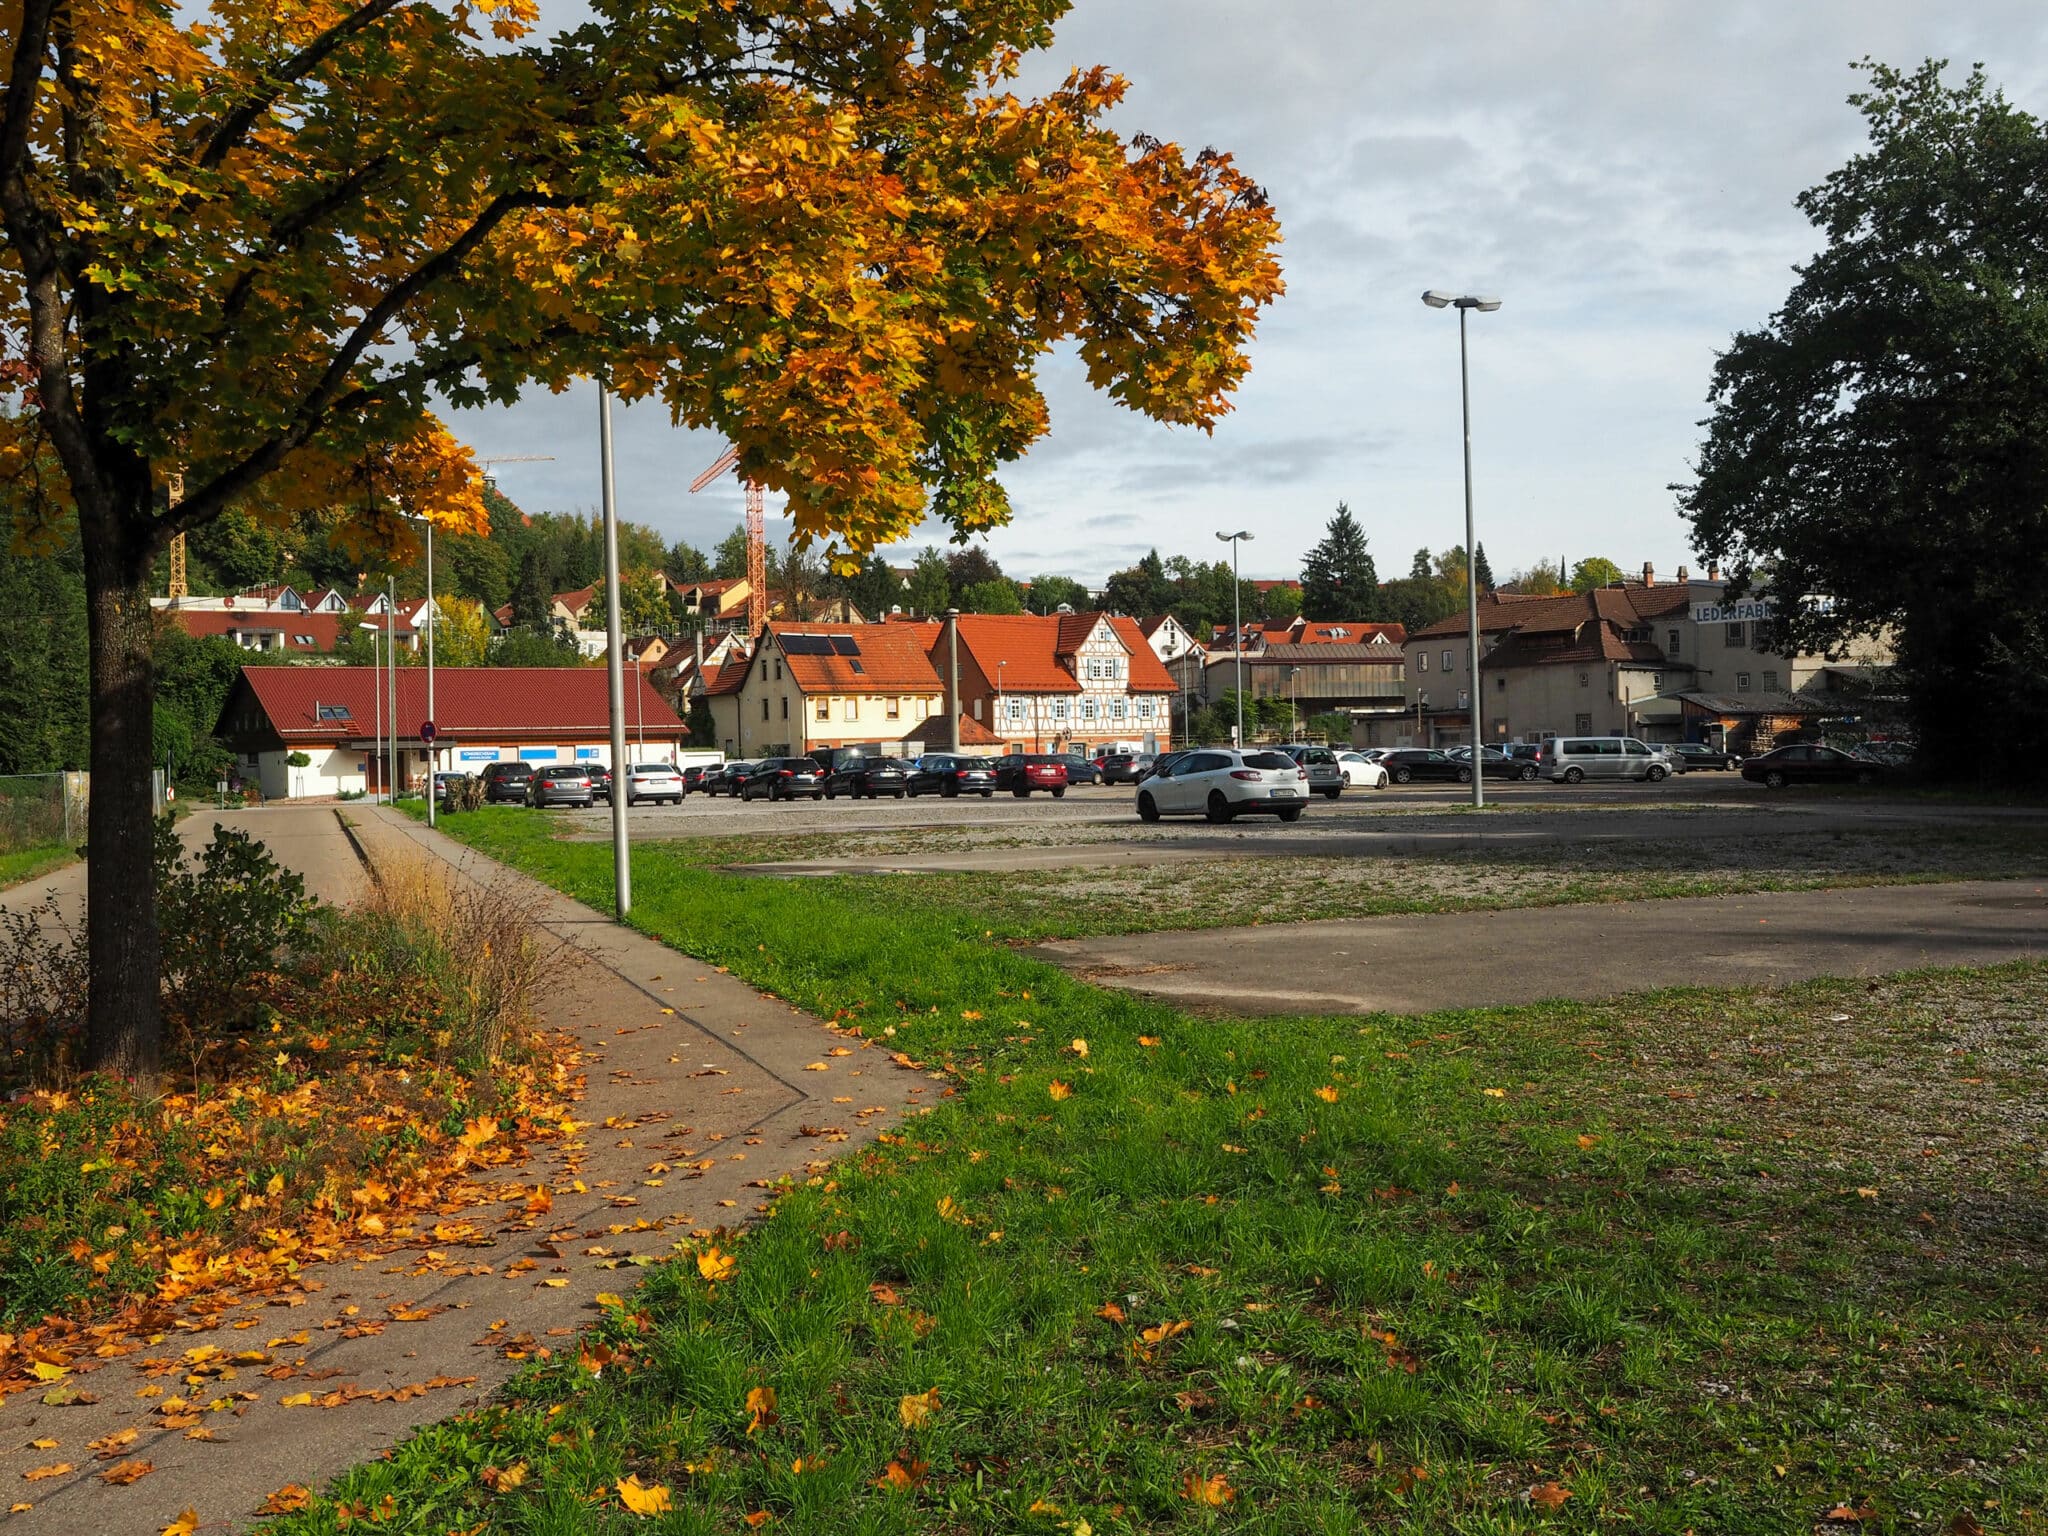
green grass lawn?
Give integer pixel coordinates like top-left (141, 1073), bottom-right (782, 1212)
top-left (275, 810), bottom-right (2046, 1534)
top-left (0, 841), bottom-right (76, 889)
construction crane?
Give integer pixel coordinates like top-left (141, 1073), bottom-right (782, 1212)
top-left (478, 453), bottom-right (555, 488)
top-left (689, 444), bottom-right (767, 636)
top-left (166, 470), bottom-right (188, 599)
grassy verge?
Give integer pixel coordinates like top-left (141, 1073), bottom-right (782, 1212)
top-left (0, 842), bottom-right (76, 889)
top-left (278, 809), bottom-right (2045, 1534)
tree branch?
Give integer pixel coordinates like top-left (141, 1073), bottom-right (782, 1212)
top-left (0, 0), bottom-right (56, 179)
top-left (195, 0), bottom-right (409, 171)
top-left (214, 153), bottom-right (394, 331)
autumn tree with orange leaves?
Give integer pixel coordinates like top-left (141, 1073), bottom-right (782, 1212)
top-left (0, 0), bottom-right (1283, 1078)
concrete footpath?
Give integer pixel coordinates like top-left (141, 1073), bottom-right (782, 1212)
top-left (1039, 878), bottom-right (2048, 1016)
top-left (3, 805), bottom-right (924, 1533)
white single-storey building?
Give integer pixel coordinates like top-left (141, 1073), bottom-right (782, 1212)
top-left (213, 665), bottom-right (688, 799)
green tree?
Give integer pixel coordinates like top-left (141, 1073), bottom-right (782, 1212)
top-left (1409, 548), bottom-right (1434, 581)
top-left (1257, 582), bottom-right (1302, 623)
top-left (956, 577), bottom-right (1024, 614)
top-left (665, 540), bottom-right (712, 585)
top-left (488, 628), bottom-right (583, 667)
top-left (587, 570), bottom-right (673, 634)
top-left (0, 541), bottom-right (89, 771)
top-left (1102, 549), bottom-right (1171, 616)
top-left (191, 506), bottom-right (292, 593)
top-left (832, 553), bottom-right (903, 620)
top-left (508, 548), bottom-right (559, 635)
top-left (1682, 60), bottom-right (2048, 781)
top-left (906, 547), bottom-right (953, 617)
top-left (712, 528), bottom-right (754, 582)
top-left (1380, 575), bottom-right (1459, 634)
top-left (1300, 503), bottom-right (1380, 620)
top-left (1569, 556), bottom-right (1626, 593)
top-left (1473, 543), bottom-right (1495, 591)
top-left (944, 545), bottom-right (1005, 593)
top-left (1025, 574), bottom-right (1090, 613)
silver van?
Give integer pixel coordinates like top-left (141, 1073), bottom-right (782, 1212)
top-left (1277, 743), bottom-right (1345, 799)
top-left (1539, 736), bottom-right (1671, 784)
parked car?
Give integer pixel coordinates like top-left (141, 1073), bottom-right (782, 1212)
top-left (433, 770), bottom-right (468, 803)
top-left (1667, 742), bottom-right (1741, 771)
top-left (1096, 752), bottom-right (1152, 785)
top-left (680, 764), bottom-right (715, 795)
top-left (1141, 749), bottom-right (1193, 780)
top-left (586, 763), bottom-right (613, 803)
top-left (528, 764), bottom-right (595, 808)
top-left (1447, 744), bottom-right (1537, 781)
top-left (741, 756), bottom-right (826, 800)
top-left (1378, 749), bottom-right (1473, 785)
top-left (704, 761), bottom-right (758, 797)
top-left (1539, 736), bottom-right (1671, 784)
top-left (481, 761), bottom-right (536, 804)
top-left (994, 754), bottom-right (1070, 798)
top-left (1740, 743), bottom-right (1892, 788)
top-left (1272, 743), bottom-right (1345, 799)
top-left (825, 757), bottom-right (910, 799)
top-left (1135, 748), bottom-right (1309, 824)
top-left (625, 762), bottom-right (685, 805)
top-left (1336, 751), bottom-right (1390, 789)
top-left (1053, 754), bottom-right (1101, 786)
top-left (906, 754), bottom-right (997, 798)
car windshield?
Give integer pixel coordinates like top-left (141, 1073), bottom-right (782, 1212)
top-left (631, 764), bottom-right (671, 773)
top-left (1025, 756), bottom-right (1061, 765)
top-left (1242, 752), bottom-right (1296, 770)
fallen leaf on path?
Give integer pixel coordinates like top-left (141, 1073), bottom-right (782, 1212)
top-left (98, 1460), bottom-right (153, 1485)
top-left (1180, 1472), bottom-right (1236, 1506)
top-left (1314, 1085), bottom-right (1339, 1103)
top-left (698, 1247), bottom-right (737, 1282)
top-left (261, 1485), bottom-right (312, 1513)
top-left (22, 1465), bottom-right (71, 1481)
top-left (1528, 1481), bottom-right (1571, 1510)
top-left (898, 1386), bottom-right (940, 1429)
top-left (160, 1512), bottom-right (198, 1536)
top-left (875, 1458), bottom-right (929, 1490)
top-left (617, 1476), bottom-right (672, 1516)
top-left (1047, 1081), bottom-right (1071, 1101)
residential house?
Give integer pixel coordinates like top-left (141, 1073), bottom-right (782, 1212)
top-left (941, 612), bottom-right (1176, 753)
top-left (675, 577), bottom-right (754, 634)
top-left (213, 665), bottom-right (683, 799)
top-left (706, 622), bottom-right (946, 760)
top-left (1195, 618), bottom-right (1407, 725)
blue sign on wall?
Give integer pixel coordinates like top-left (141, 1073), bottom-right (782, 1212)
top-left (575, 746), bottom-right (602, 760)
top-left (517, 746), bottom-right (560, 761)
top-left (458, 748), bottom-right (499, 762)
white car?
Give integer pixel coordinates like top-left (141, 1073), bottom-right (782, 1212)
top-left (1135, 748), bottom-right (1310, 824)
top-left (1337, 751), bottom-right (1390, 789)
top-left (625, 762), bottom-right (685, 805)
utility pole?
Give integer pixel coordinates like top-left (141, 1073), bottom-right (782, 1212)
top-left (386, 577), bottom-right (398, 804)
top-left (600, 382), bottom-right (631, 917)
top-left (1215, 531), bottom-right (1253, 748)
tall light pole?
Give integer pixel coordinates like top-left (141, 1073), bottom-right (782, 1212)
top-left (1215, 530), bottom-right (1253, 747)
top-left (1421, 290), bottom-right (1501, 810)
top-left (406, 514), bottom-right (438, 826)
top-left (1289, 665), bottom-right (1302, 737)
top-left (996, 660), bottom-right (1007, 748)
top-left (599, 381), bottom-right (631, 917)
top-left (385, 577), bottom-right (398, 804)
top-left (359, 621), bottom-right (381, 801)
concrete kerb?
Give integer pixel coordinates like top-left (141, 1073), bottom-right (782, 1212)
top-left (3, 804), bottom-right (926, 1533)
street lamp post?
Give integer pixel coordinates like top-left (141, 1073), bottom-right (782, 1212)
top-left (358, 621), bottom-right (381, 802)
top-left (598, 381), bottom-right (631, 917)
top-left (996, 661), bottom-right (1007, 748)
top-left (1421, 289), bottom-right (1502, 810)
top-left (1289, 665), bottom-right (1302, 737)
top-left (1215, 530), bottom-right (1253, 747)
top-left (405, 513), bottom-right (438, 826)
top-left (386, 577), bottom-right (398, 805)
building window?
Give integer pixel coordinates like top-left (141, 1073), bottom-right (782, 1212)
top-left (1736, 671), bottom-right (1752, 690)
top-left (1578, 671), bottom-right (1590, 688)
top-left (1081, 698), bottom-right (1097, 722)
top-left (1418, 651), bottom-right (1430, 673)
top-left (972, 698), bottom-right (982, 719)
top-left (1007, 697), bottom-right (1025, 721)
top-left (774, 660), bottom-right (782, 681)
top-left (815, 698), bottom-right (829, 721)
top-left (1051, 699), bottom-right (1068, 721)
top-left (1762, 670), bottom-right (1779, 692)
top-left (844, 699), bottom-right (857, 722)
top-left (1496, 676), bottom-right (1506, 690)
top-left (1667, 629), bottom-right (1681, 656)
top-left (1139, 699), bottom-right (1153, 718)
top-left (762, 698), bottom-right (770, 720)
top-left (1112, 700), bottom-right (1127, 719)
top-left (1441, 649), bottom-right (1453, 672)
top-left (1575, 713), bottom-right (1592, 734)
top-left (780, 697), bottom-right (789, 719)
top-left (1725, 622), bottom-right (1745, 645)
top-left (887, 697), bottom-right (901, 720)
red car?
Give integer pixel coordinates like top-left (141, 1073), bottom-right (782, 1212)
top-left (993, 753), bottom-right (1070, 797)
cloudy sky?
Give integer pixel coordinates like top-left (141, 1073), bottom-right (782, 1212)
top-left (453, 2), bottom-right (2048, 587)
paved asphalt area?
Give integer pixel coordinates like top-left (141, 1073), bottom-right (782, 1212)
top-left (1, 806), bottom-right (924, 1533)
top-left (1037, 878), bottom-right (2048, 1016)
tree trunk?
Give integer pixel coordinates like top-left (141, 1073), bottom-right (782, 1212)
top-left (81, 491), bottom-right (163, 1082)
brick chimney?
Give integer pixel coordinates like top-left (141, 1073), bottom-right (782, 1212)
top-left (1641, 562), bottom-right (1655, 587)
top-left (1675, 565), bottom-right (1689, 581)
top-left (1707, 561), bottom-right (1721, 582)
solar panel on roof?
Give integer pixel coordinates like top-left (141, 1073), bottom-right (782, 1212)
top-left (782, 634), bottom-right (829, 656)
top-left (829, 635), bottom-right (860, 656)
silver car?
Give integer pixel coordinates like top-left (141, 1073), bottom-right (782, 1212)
top-left (1276, 743), bottom-right (1344, 800)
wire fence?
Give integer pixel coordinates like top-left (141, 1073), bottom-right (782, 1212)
top-left (0, 774), bottom-right (85, 854)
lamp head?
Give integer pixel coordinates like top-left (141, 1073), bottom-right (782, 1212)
top-left (1421, 290), bottom-right (1454, 309)
top-left (1463, 296), bottom-right (1504, 313)
top-left (358, 622), bottom-right (377, 631)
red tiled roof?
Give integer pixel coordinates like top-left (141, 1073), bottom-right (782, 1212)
top-left (769, 623), bottom-right (941, 694)
top-left (944, 613), bottom-right (1175, 694)
top-left (1103, 616), bottom-right (1178, 691)
top-left (702, 661), bottom-right (748, 697)
top-left (555, 584), bottom-right (597, 615)
top-left (1294, 621), bottom-right (1406, 646)
top-left (900, 713), bottom-right (1002, 748)
top-left (166, 611), bottom-right (378, 652)
top-left (226, 666), bottom-right (680, 742)
top-left (1410, 586), bottom-right (1688, 642)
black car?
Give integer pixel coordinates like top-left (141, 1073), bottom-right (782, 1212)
top-left (481, 761), bottom-right (536, 803)
top-left (741, 756), bottom-right (826, 801)
top-left (586, 763), bottom-right (614, 803)
top-left (825, 757), bottom-right (910, 799)
top-left (527, 763), bottom-right (595, 807)
top-left (1448, 745), bottom-right (1535, 781)
top-left (681, 764), bottom-right (714, 795)
top-left (704, 761), bottom-right (757, 797)
top-left (1380, 749), bottom-right (1473, 785)
top-left (1741, 744), bottom-right (1891, 788)
top-left (906, 754), bottom-right (997, 798)
top-left (1096, 752), bottom-right (1153, 785)
top-left (1061, 754), bottom-right (1105, 786)
top-left (1669, 742), bottom-right (1741, 771)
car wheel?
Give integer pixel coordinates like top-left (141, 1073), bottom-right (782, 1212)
top-left (942, 781), bottom-right (958, 798)
top-left (1647, 765), bottom-right (1667, 782)
top-left (1137, 791), bottom-right (1161, 823)
top-left (1563, 766), bottom-right (1584, 785)
top-left (1205, 790), bottom-right (1234, 824)
top-left (812, 792), bottom-right (824, 800)
top-left (980, 790), bottom-right (993, 798)
top-left (1456, 766), bottom-right (1473, 784)
top-left (1520, 766), bottom-right (1539, 781)
top-left (1764, 770), bottom-right (1787, 788)
top-left (1052, 786), bottom-right (1066, 799)
top-left (893, 791), bottom-right (905, 799)
top-left (1013, 787), bottom-right (1029, 798)
top-left (1321, 786), bottom-right (1340, 799)
top-left (1277, 806), bottom-right (1303, 823)
top-left (826, 787), bottom-right (837, 800)
top-left (1393, 767), bottom-right (1413, 784)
